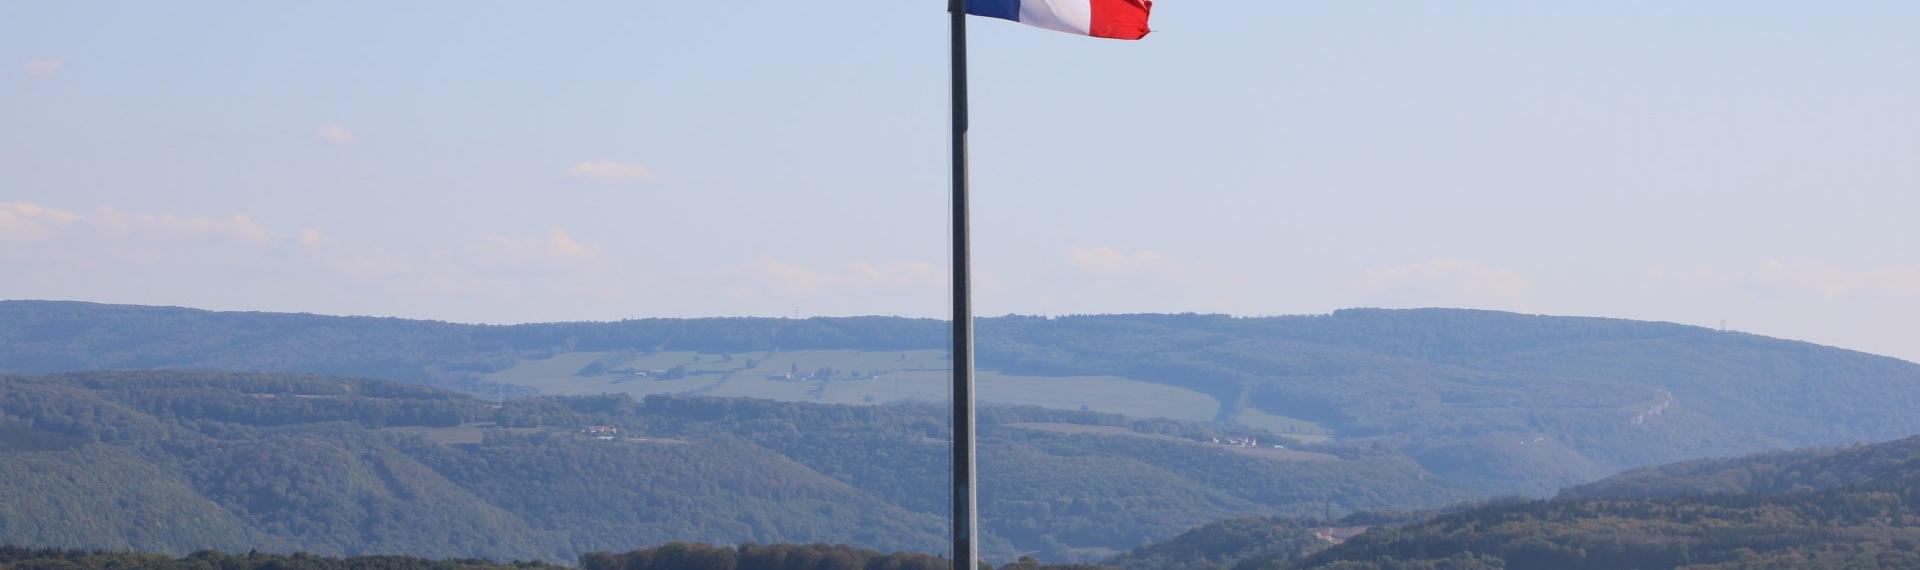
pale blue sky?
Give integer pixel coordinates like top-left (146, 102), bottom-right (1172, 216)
top-left (4, 2), bottom-right (1918, 360)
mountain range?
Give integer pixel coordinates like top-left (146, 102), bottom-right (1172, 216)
top-left (4, 300), bottom-right (1920, 563)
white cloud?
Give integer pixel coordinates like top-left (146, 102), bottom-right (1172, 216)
top-left (0, 202), bottom-right (638, 324)
top-left (0, 203), bottom-right (271, 246)
top-left (299, 229), bottom-right (619, 316)
top-left (566, 160), bottom-right (656, 182)
top-left (478, 227), bottom-right (600, 263)
top-left (0, 203), bottom-right (315, 315)
top-left (23, 59), bottom-right (64, 77)
top-left (315, 123), bottom-right (356, 145)
top-left (547, 228), bottom-right (593, 258)
top-left (0, 202), bottom-right (81, 238)
top-left (89, 206), bottom-right (271, 245)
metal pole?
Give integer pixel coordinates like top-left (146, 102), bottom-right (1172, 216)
top-left (947, 1), bottom-right (979, 568)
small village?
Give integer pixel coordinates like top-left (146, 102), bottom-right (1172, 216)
top-left (583, 425), bottom-right (619, 441)
top-left (578, 425), bottom-right (688, 446)
top-left (1210, 435), bottom-right (1288, 450)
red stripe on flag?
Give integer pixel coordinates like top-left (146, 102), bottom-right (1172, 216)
top-left (1088, 0), bottom-right (1152, 40)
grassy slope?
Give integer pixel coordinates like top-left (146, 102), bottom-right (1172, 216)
top-left (485, 348), bottom-right (1225, 422)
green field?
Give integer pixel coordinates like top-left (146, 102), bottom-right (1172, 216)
top-left (381, 423), bottom-right (543, 445)
top-left (1233, 407), bottom-right (1334, 443)
top-left (1003, 423), bottom-right (1337, 461)
top-left (484, 349), bottom-right (1221, 422)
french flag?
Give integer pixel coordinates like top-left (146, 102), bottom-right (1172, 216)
top-left (965, 0), bottom-right (1153, 40)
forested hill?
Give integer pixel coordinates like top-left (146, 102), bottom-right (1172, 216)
top-left (1560, 435), bottom-right (1920, 499)
top-left (0, 371), bottom-right (1464, 563)
top-left (1105, 435), bottom-right (1920, 570)
top-left (1272, 435), bottom-right (1920, 570)
top-left (17, 300), bottom-right (1903, 379)
top-left (5, 300), bottom-right (1920, 495)
top-left (0, 301), bottom-right (947, 388)
top-left (1100, 517), bottom-right (1342, 570)
top-left (0, 547), bottom-right (563, 570)
top-left (0, 543), bottom-right (1098, 570)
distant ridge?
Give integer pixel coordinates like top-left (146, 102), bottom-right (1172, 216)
top-left (5, 299), bottom-right (1920, 497)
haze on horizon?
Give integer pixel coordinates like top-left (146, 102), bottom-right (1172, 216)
top-left (3, 2), bottom-right (1917, 361)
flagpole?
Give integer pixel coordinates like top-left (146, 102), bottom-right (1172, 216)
top-left (946, 1), bottom-right (979, 569)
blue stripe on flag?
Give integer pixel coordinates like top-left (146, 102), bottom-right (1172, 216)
top-left (965, 0), bottom-right (1021, 22)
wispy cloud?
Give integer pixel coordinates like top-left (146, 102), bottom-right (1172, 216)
top-left (1355, 259), bottom-right (1533, 308)
top-left (315, 123), bottom-right (356, 145)
top-left (1061, 245), bottom-right (1245, 289)
top-left (478, 227), bottom-right (600, 263)
top-left (547, 228), bottom-right (593, 258)
top-left (749, 256), bottom-right (826, 296)
top-left (732, 256), bottom-right (949, 314)
top-left (0, 202), bottom-right (82, 238)
top-left (0, 202), bottom-right (270, 245)
top-left (566, 160), bottom-right (656, 182)
top-left (92, 207), bottom-right (272, 245)
top-left (1032, 245), bottom-right (1252, 314)
top-left (0, 201), bottom-right (632, 324)
top-left (1754, 260), bottom-right (1920, 298)
top-left (23, 59), bottom-right (64, 77)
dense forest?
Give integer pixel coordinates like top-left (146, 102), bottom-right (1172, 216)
top-left (1282, 486), bottom-right (1920, 569)
top-left (0, 543), bottom-right (1123, 570)
top-left (5, 301), bottom-right (1919, 497)
top-left (1107, 436), bottom-right (1920, 570)
top-left (0, 547), bottom-right (560, 570)
top-left (4, 368), bottom-right (1920, 568)
top-left (0, 371), bottom-right (1464, 563)
top-left (1101, 518), bottom-right (1336, 570)
top-left (1559, 436), bottom-right (1920, 500)
top-left (580, 543), bottom-right (1111, 570)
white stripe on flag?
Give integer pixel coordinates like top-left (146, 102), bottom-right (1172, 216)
top-left (1019, 0), bottom-right (1094, 36)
